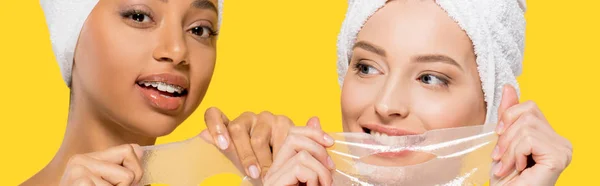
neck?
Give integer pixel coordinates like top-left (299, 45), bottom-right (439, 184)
top-left (23, 94), bottom-right (156, 185)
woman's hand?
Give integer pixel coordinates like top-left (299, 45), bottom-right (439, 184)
top-left (263, 119), bottom-right (336, 186)
top-left (59, 144), bottom-right (144, 186)
top-left (200, 107), bottom-right (295, 180)
top-left (491, 85), bottom-right (573, 186)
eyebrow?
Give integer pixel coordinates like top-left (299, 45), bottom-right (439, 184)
top-left (158, 0), bottom-right (218, 13)
top-left (412, 54), bottom-right (463, 71)
top-left (191, 0), bottom-right (218, 13)
top-left (353, 41), bottom-right (387, 57)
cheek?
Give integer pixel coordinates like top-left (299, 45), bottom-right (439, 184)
top-left (82, 26), bottom-right (148, 91)
top-left (74, 15), bottom-right (153, 116)
top-left (411, 88), bottom-right (485, 130)
top-left (185, 44), bottom-right (216, 110)
top-left (341, 75), bottom-right (378, 129)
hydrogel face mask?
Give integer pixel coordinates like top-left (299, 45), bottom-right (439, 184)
top-left (139, 124), bottom-right (498, 186)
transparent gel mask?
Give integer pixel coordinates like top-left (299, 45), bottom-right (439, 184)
top-left (140, 124), bottom-right (498, 186)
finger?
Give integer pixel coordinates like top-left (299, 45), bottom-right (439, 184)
top-left (495, 119), bottom-right (531, 177)
top-left (252, 111), bottom-right (275, 178)
top-left (504, 173), bottom-right (523, 186)
top-left (70, 177), bottom-right (95, 186)
top-left (512, 135), bottom-right (563, 186)
top-left (86, 144), bottom-right (143, 184)
top-left (514, 136), bottom-right (536, 172)
top-left (496, 84), bottom-right (520, 134)
top-left (61, 164), bottom-right (93, 186)
top-left (288, 126), bottom-right (334, 148)
top-left (293, 166), bottom-right (319, 186)
top-left (498, 101), bottom-right (550, 136)
top-left (70, 177), bottom-right (94, 186)
top-left (294, 150), bottom-right (333, 186)
top-left (306, 117), bottom-right (321, 128)
top-left (270, 133), bottom-right (334, 173)
top-left (270, 164), bottom-right (315, 186)
top-left (517, 135), bottom-right (567, 173)
top-left (73, 176), bottom-right (112, 186)
top-left (228, 112), bottom-right (261, 179)
top-left (298, 150), bottom-right (334, 186)
top-left (493, 111), bottom-right (559, 162)
top-left (87, 176), bottom-right (112, 186)
top-left (67, 154), bottom-right (137, 186)
top-left (204, 107), bottom-right (232, 150)
top-left (61, 164), bottom-right (112, 186)
top-left (493, 112), bottom-right (537, 161)
top-left (270, 115), bottom-right (295, 158)
top-left (287, 127), bottom-right (334, 169)
top-left (270, 151), bottom-right (332, 186)
top-left (496, 131), bottom-right (553, 178)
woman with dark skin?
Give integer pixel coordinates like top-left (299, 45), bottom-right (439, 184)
top-left (23, 0), bottom-right (222, 185)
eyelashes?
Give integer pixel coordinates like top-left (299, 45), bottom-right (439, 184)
top-left (119, 8), bottom-right (155, 28)
top-left (353, 62), bottom-right (381, 76)
top-left (189, 25), bottom-right (219, 38)
top-left (417, 73), bottom-right (450, 87)
top-left (351, 60), bottom-right (452, 88)
top-left (118, 6), bottom-right (219, 39)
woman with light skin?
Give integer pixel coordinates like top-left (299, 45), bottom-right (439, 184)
top-left (23, 0), bottom-right (223, 185)
top-left (203, 0), bottom-right (573, 185)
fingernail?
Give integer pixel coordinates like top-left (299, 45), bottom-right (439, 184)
top-left (248, 165), bottom-right (260, 179)
top-left (493, 162), bottom-right (503, 176)
top-left (323, 134), bottom-right (334, 146)
top-left (492, 145), bottom-right (499, 159)
top-left (496, 121), bottom-right (504, 134)
top-left (217, 135), bottom-right (229, 150)
top-left (327, 156), bottom-right (335, 169)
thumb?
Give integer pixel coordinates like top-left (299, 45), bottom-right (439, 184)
top-left (306, 117), bottom-right (321, 129)
top-left (497, 84), bottom-right (519, 123)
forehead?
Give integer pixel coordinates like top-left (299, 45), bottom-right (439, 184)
top-left (356, 0), bottom-right (473, 61)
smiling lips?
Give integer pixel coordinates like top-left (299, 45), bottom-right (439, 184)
top-left (136, 73), bottom-right (189, 112)
top-left (361, 124), bottom-right (421, 158)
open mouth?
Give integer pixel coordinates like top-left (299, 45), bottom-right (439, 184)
top-left (359, 125), bottom-right (423, 157)
top-left (361, 127), bottom-right (398, 146)
top-left (136, 81), bottom-right (188, 97)
top-left (135, 73), bottom-right (190, 112)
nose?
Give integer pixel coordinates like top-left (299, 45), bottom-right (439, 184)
top-left (152, 23), bottom-right (188, 66)
top-left (374, 80), bottom-right (410, 120)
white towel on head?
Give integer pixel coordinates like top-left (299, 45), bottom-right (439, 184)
top-left (40, 0), bottom-right (225, 87)
top-left (336, 0), bottom-right (526, 125)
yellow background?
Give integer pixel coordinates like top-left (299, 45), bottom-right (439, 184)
top-left (0, 0), bottom-right (597, 185)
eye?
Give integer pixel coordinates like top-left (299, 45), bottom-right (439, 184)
top-left (418, 74), bottom-right (448, 86)
top-left (130, 13), bottom-right (150, 23)
top-left (190, 26), bottom-right (216, 38)
top-left (120, 8), bottom-right (154, 27)
top-left (122, 10), bottom-right (153, 23)
top-left (355, 63), bottom-right (381, 75)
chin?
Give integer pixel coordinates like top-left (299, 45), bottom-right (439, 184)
top-left (122, 113), bottom-right (185, 137)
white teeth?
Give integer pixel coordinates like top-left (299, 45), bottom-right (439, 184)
top-left (166, 86), bottom-right (174, 93)
top-left (157, 83), bottom-right (168, 92)
top-left (139, 81), bottom-right (184, 95)
top-left (370, 131), bottom-right (393, 145)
